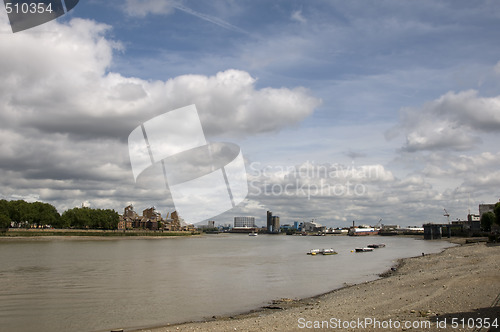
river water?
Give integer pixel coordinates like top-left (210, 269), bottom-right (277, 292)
top-left (0, 234), bottom-right (453, 332)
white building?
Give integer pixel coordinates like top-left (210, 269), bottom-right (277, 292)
top-left (234, 216), bottom-right (256, 228)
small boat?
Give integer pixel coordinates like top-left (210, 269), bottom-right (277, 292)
top-left (320, 248), bottom-right (338, 255)
top-left (307, 249), bottom-right (320, 255)
top-left (355, 247), bottom-right (374, 252)
top-left (367, 243), bottom-right (386, 248)
top-left (249, 232), bottom-right (258, 236)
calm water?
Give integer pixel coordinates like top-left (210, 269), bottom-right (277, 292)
top-left (0, 234), bottom-right (453, 332)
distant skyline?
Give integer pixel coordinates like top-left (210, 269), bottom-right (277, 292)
top-left (1, 1), bottom-right (500, 227)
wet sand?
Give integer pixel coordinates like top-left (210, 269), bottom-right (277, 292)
top-left (136, 241), bottom-right (500, 332)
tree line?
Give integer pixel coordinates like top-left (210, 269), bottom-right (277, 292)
top-left (0, 200), bottom-right (119, 230)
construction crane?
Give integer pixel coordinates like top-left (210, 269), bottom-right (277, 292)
top-left (443, 209), bottom-right (450, 224)
top-left (374, 218), bottom-right (383, 228)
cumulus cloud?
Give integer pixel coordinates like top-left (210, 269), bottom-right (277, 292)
top-left (389, 89), bottom-right (500, 152)
top-left (0, 17), bottom-right (319, 140)
top-left (239, 159), bottom-right (457, 227)
top-left (0, 15), bottom-right (320, 214)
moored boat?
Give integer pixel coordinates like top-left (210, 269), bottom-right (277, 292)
top-left (348, 227), bottom-right (379, 236)
top-left (355, 247), bottom-right (374, 252)
top-left (307, 249), bottom-right (320, 255)
top-left (367, 243), bottom-right (386, 248)
top-left (320, 248), bottom-right (338, 255)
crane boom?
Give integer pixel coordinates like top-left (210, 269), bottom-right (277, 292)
top-left (443, 209), bottom-right (450, 224)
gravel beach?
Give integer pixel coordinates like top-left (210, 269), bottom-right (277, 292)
top-left (136, 241), bottom-right (500, 332)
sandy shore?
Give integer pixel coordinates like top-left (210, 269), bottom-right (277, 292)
top-left (136, 241), bottom-right (500, 332)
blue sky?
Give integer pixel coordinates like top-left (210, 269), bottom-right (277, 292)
top-left (1, 0), bottom-right (500, 227)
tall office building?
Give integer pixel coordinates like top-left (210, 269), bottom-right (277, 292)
top-left (267, 211), bottom-right (280, 233)
top-left (267, 211), bottom-right (273, 232)
top-left (272, 216), bottom-right (280, 233)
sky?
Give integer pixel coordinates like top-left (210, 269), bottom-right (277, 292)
top-left (1, 0), bottom-right (500, 228)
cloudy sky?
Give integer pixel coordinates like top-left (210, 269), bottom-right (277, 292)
top-left (1, 0), bottom-right (500, 227)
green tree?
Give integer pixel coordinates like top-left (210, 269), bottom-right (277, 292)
top-left (93, 209), bottom-right (119, 230)
top-left (494, 202), bottom-right (500, 226)
top-left (0, 200), bottom-right (9, 216)
top-left (481, 211), bottom-right (496, 232)
top-left (30, 202), bottom-right (60, 228)
top-left (8, 200), bottom-right (32, 227)
top-left (61, 207), bottom-right (119, 230)
top-left (0, 214), bottom-right (10, 231)
top-left (62, 207), bottom-right (91, 229)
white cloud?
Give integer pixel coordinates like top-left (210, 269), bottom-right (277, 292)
top-left (0, 16), bottom-right (320, 215)
top-left (158, 70), bottom-right (322, 138)
top-left (0, 16), bottom-right (320, 138)
top-left (389, 89), bottom-right (500, 152)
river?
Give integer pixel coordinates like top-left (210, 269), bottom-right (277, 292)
top-left (0, 234), bottom-right (454, 332)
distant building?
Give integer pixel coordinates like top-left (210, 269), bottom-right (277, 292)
top-left (466, 214), bottom-right (481, 232)
top-left (267, 211), bottom-right (273, 232)
top-left (302, 221), bottom-right (326, 233)
top-left (118, 206), bottom-right (197, 232)
top-left (119, 205), bottom-right (161, 230)
top-left (118, 205), bottom-right (137, 230)
top-left (266, 211), bottom-right (280, 233)
top-left (272, 216), bottom-right (280, 233)
top-left (479, 204), bottom-right (496, 217)
top-left (231, 216), bottom-right (258, 233)
top-left (143, 207), bottom-right (161, 221)
top-left (131, 207), bottom-right (160, 230)
top-left (234, 217), bottom-right (256, 228)
top-left (123, 205), bottom-right (139, 219)
top-left (168, 211), bottom-right (182, 231)
top-left (479, 200), bottom-right (499, 215)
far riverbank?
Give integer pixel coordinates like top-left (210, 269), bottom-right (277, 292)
top-left (0, 228), bottom-right (199, 239)
top-left (136, 240), bottom-right (500, 332)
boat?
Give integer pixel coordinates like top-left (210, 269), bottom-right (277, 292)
top-left (307, 249), bottom-right (320, 255)
top-left (320, 248), bottom-right (338, 255)
top-left (348, 227), bottom-right (379, 236)
top-left (367, 243), bottom-right (386, 248)
top-left (249, 231), bottom-right (258, 236)
top-left (355, 247), bottom-right (374, 252)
